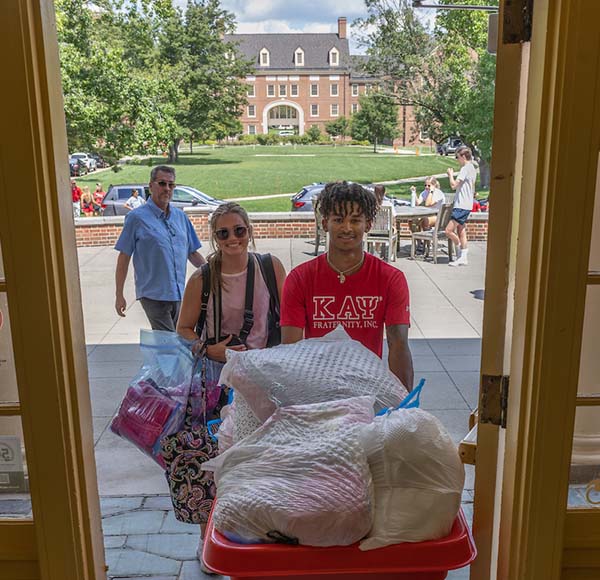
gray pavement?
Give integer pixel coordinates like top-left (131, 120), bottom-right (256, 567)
top-left (79, 238), bottom-right (485, 579)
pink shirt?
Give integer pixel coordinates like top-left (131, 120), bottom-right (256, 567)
top-left (205, 256), bottom-right (270, 349)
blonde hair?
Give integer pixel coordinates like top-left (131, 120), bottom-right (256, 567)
top-left (207, 202), bottom-right (255, 295)
top-left (426, 176), bottom-right (440, 189)
top-left (81, 186), bottom-right (93, 203)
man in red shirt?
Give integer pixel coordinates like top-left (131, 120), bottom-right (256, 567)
top-left (71, 179), bottom-right (83, 218)
top-left (281, 181), bottom-right (414, 390)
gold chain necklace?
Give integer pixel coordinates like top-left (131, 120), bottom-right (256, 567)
top-left (326, 252), bottom-right (365, 284)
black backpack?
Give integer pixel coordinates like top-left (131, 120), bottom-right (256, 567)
top-left (196, 253), bottom-right (281, 348)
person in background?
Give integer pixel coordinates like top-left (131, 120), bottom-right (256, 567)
top-left (281, 181), bottom-right (414, 391)
top-left (124, 188), bottom-right (145, 211)
top-left (114, 165), bottom-right (206, 330)
top-left (446, 146), bottom-right (477, 266)
top-left (71, 179), bottom-right (82, 218)
top-left (80, 187), bottom-right (95, 217)
top-left (415, 176), bottom-right (446, 230)
top-left (93, 183), bottom-right (105, 207)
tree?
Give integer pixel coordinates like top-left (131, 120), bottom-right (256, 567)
top-left (325, 116), bottom-right (350, 141)
top-left (351, 93), bottom-right (399, 152)
top-left (353, 0), bottom-right (499, 186)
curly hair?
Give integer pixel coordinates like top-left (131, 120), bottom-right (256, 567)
top-left (317, 181), bottom-right (378, 222)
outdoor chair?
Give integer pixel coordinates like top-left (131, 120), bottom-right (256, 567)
top-left (410, 202), bottom-right (455, 264)
top-left (313, 201), bottom-right (327, 256)
top-left (366, 205), bottom-right (398, 262)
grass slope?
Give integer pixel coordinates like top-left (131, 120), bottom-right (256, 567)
top-left (79, 146), bottom-right (459, 205)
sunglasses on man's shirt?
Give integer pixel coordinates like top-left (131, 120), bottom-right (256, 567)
top-left (215, 225), bottom-right (248, 241)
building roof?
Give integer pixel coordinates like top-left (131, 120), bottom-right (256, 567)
top-left (224, 33), bottom-right (351, 71)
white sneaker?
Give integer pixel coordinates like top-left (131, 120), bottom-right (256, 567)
top-left (449, 254), bottom-right (468, 266)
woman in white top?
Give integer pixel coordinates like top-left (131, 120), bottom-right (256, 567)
top-left (413, 176), bottom-right (446, 230)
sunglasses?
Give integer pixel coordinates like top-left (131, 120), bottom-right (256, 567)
top-left (215, 225), bottom-right (248, 241)
top-left (155, 180), bottom-right (176, 189)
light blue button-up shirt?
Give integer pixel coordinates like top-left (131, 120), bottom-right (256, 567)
top-left (115, 198), bottom-right (201, 301)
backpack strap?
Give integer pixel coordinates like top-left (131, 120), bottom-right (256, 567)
top-left (195, 263), bottom-right (211, 338)
top-left (255, 253), bottom-right (281, 345)
top-left (237, 255), bottom-right (255, 344)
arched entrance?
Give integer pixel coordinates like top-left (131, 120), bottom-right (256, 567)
top-left (262, 101), bottom-right (305, 135)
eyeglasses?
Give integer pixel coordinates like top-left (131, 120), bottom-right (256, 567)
top-left (155, 180), bottom-right (176, 189)
top-left (215, 225), bottom-right (248, 241)
top-left (425, 184), bottom-right (432, 188)
top-left (162, 216), bottom-right (176, 237)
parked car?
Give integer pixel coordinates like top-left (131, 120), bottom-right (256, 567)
top-left (436, 137), bottom-right (464, 156)
top-left (291, 182), bottom-right (381, 213)
top-left (90, 153), bottom-right (109, 169)
top-left (69, 157), bottom-right (87, 176)
top-left (101, 184), bottom-right (224, 216)
top-left (291, 183), bottom-right (326, 212)
top-left (70, 152), bottom-right (97, 171)
top-left (278, 130), bottom-right (295, 137)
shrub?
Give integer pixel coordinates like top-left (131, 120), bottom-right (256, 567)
top-left (307, 125), bottom-right (321, 143)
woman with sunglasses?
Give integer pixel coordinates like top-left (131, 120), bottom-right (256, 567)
top-left (177, 201), bottom-right (286, 362)
top-left (176, 202), bottom-right (285, 573)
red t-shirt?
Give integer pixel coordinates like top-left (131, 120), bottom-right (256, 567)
top-left (281, 253), bottom-right (410, 357)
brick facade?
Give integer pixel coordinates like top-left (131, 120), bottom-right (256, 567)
top-left (228, 18), bottom-right (431, 146)
top-left (74, 209), bottom-right (488, 248)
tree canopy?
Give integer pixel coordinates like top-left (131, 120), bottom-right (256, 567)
top-left (55, 0), bottom-right (252, 162)
top-left (351, 92), bottom-right (399, 152)
top-left (353, 0), bottom-right (499, 181)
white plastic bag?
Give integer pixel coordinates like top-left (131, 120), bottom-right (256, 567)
top-left (204, 396), bottom-right (375, 547)
top-left (359, 408), bottom-right (465, 550)
top-left (217, 394), bottom-right (262, 453)
top-left (220, 327), bottom-right (407, 422)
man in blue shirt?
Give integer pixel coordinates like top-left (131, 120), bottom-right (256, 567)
top-left (114, 166), bottom-right (206, 331)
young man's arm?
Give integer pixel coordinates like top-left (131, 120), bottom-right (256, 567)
top-left (386, 324), bottom-right (414, 391)
top-left (281, 326), bottom-right (304, 344)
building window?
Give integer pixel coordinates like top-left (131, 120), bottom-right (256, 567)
top-left (279, 84), bottom-right (287, 97)
top-left (248, 125), bottom-right (256, 135)
top-left (330, 83), bottom-right (339, 97)
top-left (311, 104), bottom-right (319, 117)
top-left (352, 103), bottom-right (359, 114)
top-left (267, 84), bottom-right (275, 97)
top-left (259, 48), bottom-right (270, 66)
top-left (330, 103), bottom-right (339, 117)
top-left (329, 47), bottom-right (339, 66)
top-left (294, 48), bottom-right (304, 66)
top-left (352, 84), bottom-right (358, 97)
top-left (290, 84), bottom-right (299, 97)
top-left (310, 84), bottom-right (319, 97)
top-left (247, 84), bottom-right (255, 97)
top-left (248, 105), bottom-right (256, 117)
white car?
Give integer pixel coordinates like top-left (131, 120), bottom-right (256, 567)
top-left (70, 152), bottom-right (97, 171)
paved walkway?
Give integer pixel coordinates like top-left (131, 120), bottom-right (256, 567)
top-left (79, 238), bottom-right (485, 579)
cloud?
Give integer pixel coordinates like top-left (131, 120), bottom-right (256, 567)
top-left (221, 0), bottom-right (367, 31)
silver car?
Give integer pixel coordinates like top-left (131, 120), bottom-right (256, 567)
top-left (101, 184), bottom-right (224, 216)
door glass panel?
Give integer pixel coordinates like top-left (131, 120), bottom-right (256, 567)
top-left (0, 293), bottom-right (18, 403)
top-left (569, 285), bottom-right (600, 508)
top-left (0, 416), bottom-right (31, 517)
top-left (0, 241), bottom-right (4, 279)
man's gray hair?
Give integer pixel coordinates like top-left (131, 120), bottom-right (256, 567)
top-left (150, 165), bottom-right (176, 182)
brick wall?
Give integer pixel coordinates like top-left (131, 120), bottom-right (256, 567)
top-left (74, 209), bottom-right (488, 247)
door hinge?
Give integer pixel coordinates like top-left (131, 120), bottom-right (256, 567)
top-left (480, 374), bottom-right (509, 428)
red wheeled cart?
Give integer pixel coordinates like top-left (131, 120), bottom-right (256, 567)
top-left (202, 508), bottom-right (476, 580)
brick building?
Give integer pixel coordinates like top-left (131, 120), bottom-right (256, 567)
top-left (225, 17), bottom-right (428, 146)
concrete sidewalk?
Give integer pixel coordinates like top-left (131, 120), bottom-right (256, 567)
top-left (80, 238), bottom-right (485, 579)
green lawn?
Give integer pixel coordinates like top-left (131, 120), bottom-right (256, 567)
top-left (79, 145), bottom-right (459, 204)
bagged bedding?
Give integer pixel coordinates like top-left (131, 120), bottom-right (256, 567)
top-left (203, 396), bottom-right (375, 547)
